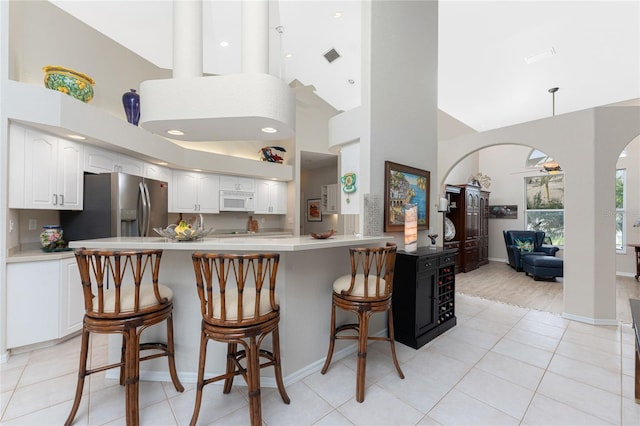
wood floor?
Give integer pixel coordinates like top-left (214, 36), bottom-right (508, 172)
top-left (455, 260), bottom-right (640, 324)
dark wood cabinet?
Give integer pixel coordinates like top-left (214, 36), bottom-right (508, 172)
top-left (392, 248), bottom-right (457, 349)
top-left (444, 183), bottom-right (490, 272)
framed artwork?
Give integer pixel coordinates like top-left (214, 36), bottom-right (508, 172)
top-left (489, 205), bottom-right (518, 219)
top-left (306, 198), bottom-right (322, 222)
top-left (384, 161), bottom-right (430, 232)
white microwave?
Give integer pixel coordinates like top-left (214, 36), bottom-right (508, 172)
top-left (220, 190), bottom-right (255, 212)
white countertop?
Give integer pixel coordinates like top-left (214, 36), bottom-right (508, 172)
top-left (68, 234), bottom-right (395, 252)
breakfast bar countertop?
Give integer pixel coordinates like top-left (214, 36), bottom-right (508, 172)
top-left (68, 234), bottom-right (392, 252)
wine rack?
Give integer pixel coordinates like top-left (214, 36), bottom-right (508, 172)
top-left (438, 265), bottom-right (455, 324)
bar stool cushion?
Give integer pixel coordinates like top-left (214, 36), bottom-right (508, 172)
top-left (213, 288), bottom-right (280, 320)
top-left (333, 274), bottom-right (387, 297)
top-left (96, 284), bottom-right (174, 313)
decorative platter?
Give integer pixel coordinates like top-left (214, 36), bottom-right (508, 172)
top-left (444, 218), bottom-right (456, 241)
top-left (153, 226), bottom-right (215, 241)
top-left (310, 229), bottom-right (335, 239)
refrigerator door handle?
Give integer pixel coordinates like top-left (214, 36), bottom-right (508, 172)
top-left (143, 183), bottom-right (152, 236)
top-left (137, 182), bottom-right (148, 236)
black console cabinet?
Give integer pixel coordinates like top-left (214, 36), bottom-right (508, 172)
top-left (392, 247), bottom-right (458, 349)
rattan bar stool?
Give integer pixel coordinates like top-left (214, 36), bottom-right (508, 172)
top-left (65, 248), bottom-right (184, 426)
top-left (190, 252), bottom-right (290, 426)
top-left (321, 243), bottom-right (404, 402)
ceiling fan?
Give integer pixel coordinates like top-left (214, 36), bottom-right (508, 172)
top-left (510, 88), bottom-right (564, 176)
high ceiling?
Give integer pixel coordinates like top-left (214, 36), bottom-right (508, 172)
top-left (50, 0), bottom-right (639, 133)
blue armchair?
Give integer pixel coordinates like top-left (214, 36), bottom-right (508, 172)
top-left (503, 230), bottom-right (560, 271)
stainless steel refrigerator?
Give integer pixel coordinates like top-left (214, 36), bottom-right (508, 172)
top-left (61, 172), bottom-right (169, 241)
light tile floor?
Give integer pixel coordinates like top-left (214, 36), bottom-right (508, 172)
top-left (2, 293), bottom-right (640, 425)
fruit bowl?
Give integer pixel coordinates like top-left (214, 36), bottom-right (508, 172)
top-left (153, 225), bottom-right (215, 241)
top-left (310, 229), bottom-right (335, 239)
top-left (43, 65), bottom-right (95, 103)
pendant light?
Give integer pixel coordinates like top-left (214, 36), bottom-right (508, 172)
top-left (541, 87), bottom-right (562, 174)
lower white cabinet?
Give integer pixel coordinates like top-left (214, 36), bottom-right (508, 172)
top-left (6, 258), bottom-right (84, 349)
top-left (59, 258), bottom-right (84, 337)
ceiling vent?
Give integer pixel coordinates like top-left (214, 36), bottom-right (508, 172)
top-left (323, 48), bottom-right (340, 63)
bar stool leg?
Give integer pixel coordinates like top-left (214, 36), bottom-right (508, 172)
top-left (124, 327), bottom-right (140, 426)
top-left (272, 326), bottom-right (290, 403)
top-left (190, 330), bottom-right (209, 426)
top-left (356, 311), bottom-right (370, 403)
top-left (387, 307), bottom-right (405, 379)
top-left (165, 312), bottom-right (184, 392)
top-left (64, 329), bottom-right (90, 426)
top-left (247, 337), bottom-right (262, 426)
top-left (321, 301), bottom-right (337, 374)
top-left (223, 343), bottom-right (237, 394)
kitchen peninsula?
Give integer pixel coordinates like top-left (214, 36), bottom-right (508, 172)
top-left (69, 234), bottom-right (394, 385)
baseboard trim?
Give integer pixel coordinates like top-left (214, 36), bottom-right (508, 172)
top-left (562, 312), bottom-right (618, 326)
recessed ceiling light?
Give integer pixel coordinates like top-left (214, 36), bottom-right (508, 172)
top-left (68, 134), bottom-right (86, 140)
top-left (334, 11), bottom-right (343, 18)
top-left (285, 53), bottom-right (293, 59)
top-left (524, 47), bottom-right (556, 64)
top-left (261, 127), bottom-right (277, 134)
top-left (167, 129), bottom-right (184, 136)
top-left (193, 169), bottom-right (202, 172)
top-left (156, 161), bottom-right (169, 166)
top-left (219, 41), bottom-right (229, 47)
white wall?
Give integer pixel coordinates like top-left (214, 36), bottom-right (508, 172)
top-left (362, 0), bottom-right (438, 246)
top-left (439, 105), bottom-right (640, 323)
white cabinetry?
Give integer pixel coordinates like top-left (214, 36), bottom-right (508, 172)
top-left (171, 171), bottom-right (220, 213)
top-left (144, 162), bottom-right (172, 183)
top-left (59, 257), bottom-right (84, 337)
top-left (6, 258), bottom-right (84, 348)
top-left (255, 180), bottom-right (287, 214)
top-left (219, 175), bottom-right (255, 192)
top-left (84, 145), bottom-right (144, 176)
top-left (321, 184), bottom-right (339, 214)
top-left (9, 124), bottom-right (83, 210)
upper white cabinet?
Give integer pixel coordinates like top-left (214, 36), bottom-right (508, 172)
top-left (219, 175), bottom-right (255, 192)
top-left (9, 124), bottom-right (83, 210)
top-left (144, 162), bottom-right (172, 183)
top-left (321, 184), bottom-right (339, 214)
top-left (255, 180), bottom-right (287, 214)
top-left (171, 171), bottom-right (220, 213)
top-left (84, 145), bottom-right (144, 176)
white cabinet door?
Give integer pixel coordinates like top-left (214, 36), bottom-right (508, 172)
top-left (84, 145), bottom-right (118, 173)
top-left (255, 180), bottom-right (287, 214)
top-left (270, 181), bottom-right (287, 214)
top-left (59, 258), bottom-right (84, 337)
top-left (219, 175), bottom-right (255, 191)
top-left (171, 171), bottom-right (200, 212)
top-left (117, 154), bottom-right (144, 176)
top-left (144, 162), bottom-right (172, 183)
top-left (84, 146), bottom-right (144, 176)
top-left (7, 261), bottom-right (60, 348)
top-left (321, 184), bottom-right (338, 214)
top-left (56, 139), bottom-right (83, 210)
top-left (23, 128), bottom-right (58, 209)
top-left (171, 171), bottom-right (219, 213)
top-left (196, 173), bottom-right (220, 213)
top-left (19, 127), bottom-right (83, 210)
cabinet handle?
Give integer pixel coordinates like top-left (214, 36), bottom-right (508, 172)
top-left (52, 194), bottom-right (57, 205)
top-left (59, 194), bottom-right (64, 205)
